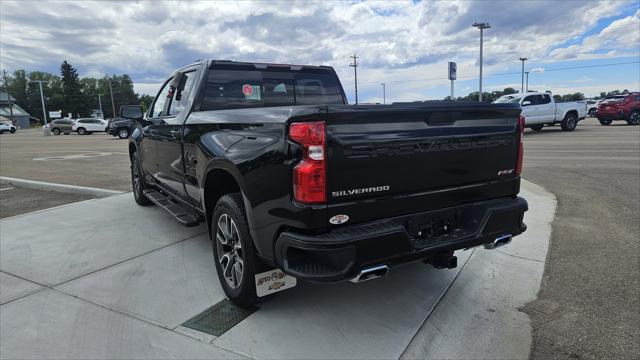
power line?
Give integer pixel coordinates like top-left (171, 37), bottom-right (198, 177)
top-left (345, 60), bottom-right (640, 86)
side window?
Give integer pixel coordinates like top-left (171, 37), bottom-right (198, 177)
top-left (150, 79), bottom-right (173, 118)
top-left (169, 71), bottom-right (197, 116)
top-left (523, 96), bottom-right (536, 106)
top-left (539, 94), bottom-right (551, 104)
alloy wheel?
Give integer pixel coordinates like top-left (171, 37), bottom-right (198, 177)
top-left (216, 213), bottom-right (244, 289)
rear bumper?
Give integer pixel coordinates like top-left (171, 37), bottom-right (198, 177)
top-left (275, 196), bottom-right (528, 282)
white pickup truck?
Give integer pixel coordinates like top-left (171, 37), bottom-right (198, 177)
top-left (494, 91), bottom-right (587, 131)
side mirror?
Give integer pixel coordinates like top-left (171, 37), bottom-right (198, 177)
top-left (120, 105), bottom-right (144, 120)
top-left (521, 101), bottom-right (531, 106)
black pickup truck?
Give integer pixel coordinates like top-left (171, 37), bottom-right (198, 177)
top-left (121, 60), bottom-right (528, 307)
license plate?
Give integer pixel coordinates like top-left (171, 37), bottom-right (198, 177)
top-left (255, 269), bottom-right (297, 297)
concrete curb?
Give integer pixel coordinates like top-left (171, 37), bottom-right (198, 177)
top-left (0, 176), bottom-right (124, 198)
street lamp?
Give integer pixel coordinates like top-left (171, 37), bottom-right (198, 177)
top-left (381, 83), bottom-right (386, 104)
top-left (519, 57), bottom-right (528, 93)
top-left (525, 71), bottom-right (529, 92)
top-left (472, 22), bottom-right (491, 102)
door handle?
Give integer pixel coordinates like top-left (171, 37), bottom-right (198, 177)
top-left (170, 129), bottom-right (181, 139)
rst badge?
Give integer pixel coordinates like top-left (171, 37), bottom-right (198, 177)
top-left (498, 169), bottom-right (515, 175)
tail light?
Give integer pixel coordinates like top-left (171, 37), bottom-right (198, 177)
top-left (289, 121), bottom-right (326, 204)
top-left (516, 115), bottom-right (525, 176)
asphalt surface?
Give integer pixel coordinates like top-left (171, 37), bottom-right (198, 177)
top-left (0, 128), bottom-right (130, 191)
top-left (521, 118), bottom-right (639, 360)
top-left (0, 185), bottom-right (95, 219)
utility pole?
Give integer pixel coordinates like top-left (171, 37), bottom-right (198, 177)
top-left (381, 83), bottom-right (386, 104)
top-left (30, 80), bottom-right (49, 125)
top-left (519, 57), bottom-right (528, 93)
top-left (106, 75), bottom-right (116, 117)
top-left (349, 54), bottom-right (359, 104)
top-left (472, 22), bottom-right (491, 102)
top-left (2, 69), bottom-right (14, 124)
top-left (525, 71), bottom-right (529, 92)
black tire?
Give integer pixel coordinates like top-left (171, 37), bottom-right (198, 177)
top-left (117, 127), bottom-right (130, 139)
top-left (131, 151), bottom-right (152, 206)
top-left (64, 132), bottom-right (70, 135)
top-left (0, 130), bottom-right (4, 134)
top-left (77, 127), bottom-right (86, 135)
top-left (561, 113), bottom-right (578, 131)
top-left (10, 128), bottom-right (15, 134)
top-left (530, 124), bottom-right (544, 131)
top-left (599, 118), bottom-right (612, 126)
top-left (212, 193), bottom-right (262, 308)
top-left (627, 110), bottom-right (640, 125)
top-left (52, 128), bottom-right (61, 135)
top-left (588, 108), bottom-right (596, 117)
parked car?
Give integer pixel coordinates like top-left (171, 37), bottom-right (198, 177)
top-left (494, 91), bottom-right (586, 131)
top-left (0, 122), bottom-right (16, 134)
top-left (596, 92), bottom-right (640, 125)
top-left (72, 118), bottom-right (108, 135)
top-left (50, 119), bottom-right (73, 135)
top-left (585, 100), bottom-right (598, 117)
top-left (106, 117), bottom-right (135, 139)
top-left (121, 60), bottom-right (528, 307)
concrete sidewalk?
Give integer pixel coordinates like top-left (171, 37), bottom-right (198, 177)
top-left (0, 182), bottom-right (555, 359)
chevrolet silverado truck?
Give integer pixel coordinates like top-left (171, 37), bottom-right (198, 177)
top-left (494, 91), bottom-right (586, 131)
top-left (121, 60), bottom-right (528, 307)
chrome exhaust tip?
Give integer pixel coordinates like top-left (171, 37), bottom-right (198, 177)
top-left (350, 264), bottom-right (389, 283)
top-left (484, 234), bottom-right (513, 250)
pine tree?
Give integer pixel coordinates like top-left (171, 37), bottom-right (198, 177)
top-left (60, 60), bottom-right (88, 117)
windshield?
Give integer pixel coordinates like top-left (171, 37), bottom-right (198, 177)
top-left (201, 65), bottom-right (346, 111)
top-left (494, 96), bottom-right (521, 104)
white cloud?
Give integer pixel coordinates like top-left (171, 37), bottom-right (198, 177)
top-left (0, 0), bottom-right (637, 97)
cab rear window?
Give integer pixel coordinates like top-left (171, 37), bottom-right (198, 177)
top-left (200, 66), bottom-right (345, 111)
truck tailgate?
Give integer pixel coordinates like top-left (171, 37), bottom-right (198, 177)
top-left (324, 104), bottom-right (522, 225)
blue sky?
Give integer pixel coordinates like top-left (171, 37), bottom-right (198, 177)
top-left (1, 0), bottom-right (638, 102)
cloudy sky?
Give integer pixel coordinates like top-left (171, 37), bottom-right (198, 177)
top-left (1, 0), bottom-right (638, 102)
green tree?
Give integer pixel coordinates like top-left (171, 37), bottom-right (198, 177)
top-left (139, 94), bottom-right (154, 112)
top-left (60, 60), bottom-right (89, 117)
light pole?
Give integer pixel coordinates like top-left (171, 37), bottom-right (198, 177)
top-left (381, 83), bottom-right (386, 104)
top-left (3, 70), bottom-right (14, 124)
top-left (97, 94), bottom-right (104, 116)
top-left (105, 75), bottom-right (116, 117)
top-left (472, 22), bottom-right (491, 102)
top-left (30, 80), bottom-right (49, 125)
top-left (519, 57), bottom-right (527, 93)
top-left (525, 71), bottom-right (529, 92)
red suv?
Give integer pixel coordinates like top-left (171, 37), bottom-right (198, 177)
top-left (597, 92), bottom-right (640, 125)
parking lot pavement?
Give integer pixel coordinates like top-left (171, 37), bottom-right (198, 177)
top-left (0, 182), bottom-right (556, 359)
top-left (0, 185), bottom-right (95, 219)
top-left (0, 128), bottom-right (131, 191)
top-left (521, 118), bottom-right (640, 360)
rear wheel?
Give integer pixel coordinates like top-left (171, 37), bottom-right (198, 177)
top-left (212, 193), bottom-right (262, 308)
top-left (530, 124), bottom-right (544, 131)
top-left (599, 118), bottom-right (612, 126)
top-left (52, 128), bottom-right (61, 135)
top-left (117, 128), bottom-right (130, 139)
top-left (77, 127), bottom-right (86, 135)
top-left (588, 108), bottom-right (596, 117)
top-left (627, 110), bottom-right (640, 125)
top-left (10, 128), bottom-right (15, 134)
top-left (561, 113), bottom-right (578, 131)
top-left (131, 151), bottom-right (152, 206)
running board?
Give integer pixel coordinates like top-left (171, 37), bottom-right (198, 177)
top-left (143, 189), bottom-right (200, 227)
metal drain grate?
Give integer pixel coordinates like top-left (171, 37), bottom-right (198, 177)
top-left (182, 299), bottom-right (257, 336)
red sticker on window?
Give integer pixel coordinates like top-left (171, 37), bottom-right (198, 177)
top-left (242, 84), bottom-right (253, 96)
